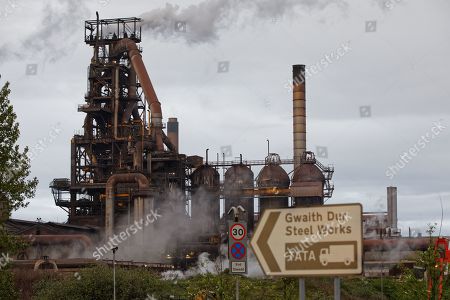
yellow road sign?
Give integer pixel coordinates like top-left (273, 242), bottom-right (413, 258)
top-left (250, 203), bottom-right (363, 276)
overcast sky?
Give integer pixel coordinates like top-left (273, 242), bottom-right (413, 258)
top-left (1, 0), bottom-right (449, 235)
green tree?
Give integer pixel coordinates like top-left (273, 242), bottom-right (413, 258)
top-left (0, 81), bottom-right (38, 254)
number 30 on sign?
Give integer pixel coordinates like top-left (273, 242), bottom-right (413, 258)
top-left (230, 223), bottom-right (246, 240)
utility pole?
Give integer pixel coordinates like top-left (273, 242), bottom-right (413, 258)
top-left (112, 246), bottom-right (118, 300)
top-left (236, 276), bottom-right (240, 300)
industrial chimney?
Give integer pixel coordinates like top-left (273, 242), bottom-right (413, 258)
top-left (387, 186), bottom-right (398, 229)
top-left (292, 65), bottom-right (306, 169)
top-left (167, 118), bottom-right (179, 152)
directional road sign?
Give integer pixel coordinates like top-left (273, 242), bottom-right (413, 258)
top-left (250, 203), bottom-right (363, 276)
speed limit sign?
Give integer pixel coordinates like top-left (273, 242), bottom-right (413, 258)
top-left (230, 223), bottom-right (246, 241)
top-left (228, 221), bottom-right (248, 274)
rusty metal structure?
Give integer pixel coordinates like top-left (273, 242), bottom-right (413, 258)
top-left (29, 22), bottom-right (429, 279)
top-left (223, 156), bottom-right (255, 232)
top-left (191, 162), bottom-right (220, 234)
top-left (7, 16), bottom-right (438, 280)
top-left (256, 153), bottom-right (290, 212)
top-left (293, 64), bottom-right (307, 169)
top-left (50, 16), bottom-right (186, 231)
top-left (47, 15), bottom-right (218, 266)
top-left (46, 15), bottom-right (334, 265)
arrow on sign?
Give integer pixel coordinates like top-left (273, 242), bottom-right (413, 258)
top-left (255, 211), bottom-right (281, 272)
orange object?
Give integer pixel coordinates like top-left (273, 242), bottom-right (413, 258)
top-left (428, 237), bottom-right (449, 300)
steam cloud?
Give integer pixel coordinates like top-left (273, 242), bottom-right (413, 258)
top-left (0, 0), bottom-right (397, 64)
top-left (0, 0), bottom-right (89, 65)
top-left (21, 0), bottom-right (89, 63)
top-left (140, 0), bottom-right (349, 44)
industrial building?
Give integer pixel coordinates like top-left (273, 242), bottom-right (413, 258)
top-left (5, 15), bottom-right (429, 275)
top-left (43, 15), bottom-right (334, 265)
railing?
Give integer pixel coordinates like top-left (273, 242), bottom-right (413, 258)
top-left (209, 158), bottom-right (295, 167)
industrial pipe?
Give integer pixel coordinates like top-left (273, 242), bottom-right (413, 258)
top-left (34, 259), bottom-right (58, 271)
top-left (111, 38), bottom-right (163, 151)
top-left (121, 102), bottom-right (137, 123)
top-left (133, 141), bottom-right (153, 171)
top-left (81, 121), bottom-right (104, 180)
top-left (363, 238), bottom-right (429, 252)
top-left (114, 66), bottom-right (119, 138)
top-left (83, 115), bottom-right (93, 139)
top-left (26, 234), bottom-right (93, 248)
top-left (121, 65), bottom-right (141, 123)
top-left (162, 131), bottom-right (176, 152)
top-left (105, 173), bottom-right (149, 238)
top-left (293, 65), bottom-right (306, 169)
top-left (128, 52), bottom-right (141, 121)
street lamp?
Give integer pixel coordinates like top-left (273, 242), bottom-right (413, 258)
top-left (112, 246), bottom-right (118, 300)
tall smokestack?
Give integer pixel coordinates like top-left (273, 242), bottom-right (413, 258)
top-left (293, 65), bottom-right (306, 169)
top-left (387, 186), bottom-right (398, 229)
top-left (167, 117), bottom-right (179, 152)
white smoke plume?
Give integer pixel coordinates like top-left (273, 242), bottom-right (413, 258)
top-left (0, 0), bottom-right (89, 65)
top-left (0, 0), bottom-right (400, 65)
top-left (21, 0), bottom-right (89, 63)
top-left (161, 243), bottom-right (265, 280)
top-left (162, 252), bottom-right (221, 280)
top-left (140, 0), bottom-right (349, 44)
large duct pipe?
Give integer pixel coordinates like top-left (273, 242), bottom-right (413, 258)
top-left (111, 38), bottom-right (163, 151)
top-left (114, 66), bottom-right (119, 138)
top-left (162, 131), bottom-right (176, 152)
top-left (83, 115), bottom-right (93, 139)
top-left (133, 141), bottom-right (153, 171)
top-left (121, 65), bottom-right (141, 123)
top-left (387, 186), bottom-right (398, 229)
top-left (105, 173), bottom-right (149, 238)
top-left (293, 65), bottom-right (306, 169)
top-left (167, 117), bottom-right (178, 152)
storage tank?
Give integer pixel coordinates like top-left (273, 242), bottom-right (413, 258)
top-left (191, 164), bottom-right (220, 232)
top-left (290, 152), bottom-right (325, 206)
top-left (224, 163), bottom-right (254, 232)
top-left (257, 153), bottom-right (290, 215)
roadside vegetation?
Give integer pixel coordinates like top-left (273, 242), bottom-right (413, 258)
top-left (0, 82), bottom-right (448, 300)
top-left (29, 224), bottom-right (450, 300)
top-left (25, 265), bottom-right (448, 300)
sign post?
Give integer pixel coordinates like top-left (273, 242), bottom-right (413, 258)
top-left (228, 206), bottom-right (248, 300)
top-left (299, 278), bottom-right (305, 300)
top-left (228, 220), bottom-right (248, 274)
top-left (334, 277), bottom-right (341, 300)
top-left (250, 203), bottom-right (363, 277)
